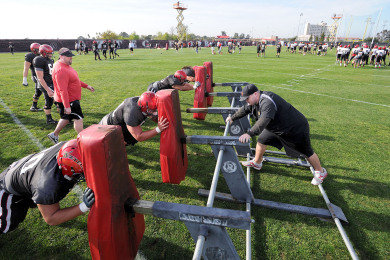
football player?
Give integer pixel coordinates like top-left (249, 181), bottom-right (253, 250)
top-left (92, 40), bottom-right (101, 61)
top-left (0, 140), bottom-right (95, 234)
top-left (23, 43), bottom-right (43, 112)
top-left (303, 43), bottom-right (308, 56)
top-left (9, 42), bottom-right (14, 55)
top-left (260, 41), bottom-right (266, 57)
top-left (147, 70), bottom-right (199, 93)
top-left (276, 42), bottom-right (282, 57)
top-left (101, 41), bottom-right (108, 59)
top-left (32, 44), bottom-right (57, 124)
top-left (108, 40), bottom-right (115, 59)
top-left (114, 40), bottom-right (120, 58)
top-left (362, 44), bottom-right (370, 66)
top-left (225, 84), bottom-right (328, 186)
top-left (99, 91), bottom-right (169, 146)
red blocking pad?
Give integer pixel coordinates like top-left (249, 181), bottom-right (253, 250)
top-left (156, 89), bottom-right (188, 184)
top-left (203, 61), bottom-right (214, 107)
top-left (78, 125), bottom-right (145, 260)
top-left (193, 65), bottom-right (207, 120)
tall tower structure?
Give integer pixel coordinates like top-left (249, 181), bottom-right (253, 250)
top-left (173, 1), bottom-right (187, 43)
top-left (362, 17), bottom-right (371, 41)
top-left (329, 14), bottom-right (342, 42)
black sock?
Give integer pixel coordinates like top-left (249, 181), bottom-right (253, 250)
top-left (32, 102), bottom-right (38, 108)
top-left (46, 114), bottom-right (53, 120)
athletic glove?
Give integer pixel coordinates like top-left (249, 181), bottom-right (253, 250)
top-left (79, 187), bottom-right (95, 213)
top-left (193, 81), bottom-right (201, 89)
top-left (22, 77), bottom-right (28, 86)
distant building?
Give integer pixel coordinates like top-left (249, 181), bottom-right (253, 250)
top-left (297, 22), bottom-right (335, 41)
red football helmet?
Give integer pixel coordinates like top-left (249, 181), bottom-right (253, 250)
top-left (39, 44), bottom-right (53, 57)
top-left (174, 70), bottom-right (187, 82)
top-left (138, 91), bottom-right (157, 113)
top-left (108, 40), bottom-right (111, 43)
top-left (93, 40), bottom-right (97, 44)
top-left (30, 43), bottom-right (40, 54)
top-left (57, 139), bottom-right (83, 180)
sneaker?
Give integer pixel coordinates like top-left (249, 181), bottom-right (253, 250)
top-left (241, 160), bottom-right (262, 170)
top-left (46, 118), bottom-right (58, 125)
top-left (30, 106), bottom-right (43, 112)
top-left (311, 168), bottom-right (328, 185)
top-left (47, 132), bottom-right (59, 144)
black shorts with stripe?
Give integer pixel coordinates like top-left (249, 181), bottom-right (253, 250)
top-left (56, 100), bottom-right (84, 121)
top-left (257, 125), bottom-right (314, 158)
top-left (0, 189), bottom-right (30, 234)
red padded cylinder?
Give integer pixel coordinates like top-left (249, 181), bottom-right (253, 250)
top-left (203, 61), bottom-right (214, 107)
top-left (193, 66), bottom-right (207, 120)
top-left (78, 125), bottom-right (145, 260)
top-left (156, 89), bottom-right (188, 184)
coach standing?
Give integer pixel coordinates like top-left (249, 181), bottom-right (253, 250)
top-left (47, 48), bottom-right (95, 144)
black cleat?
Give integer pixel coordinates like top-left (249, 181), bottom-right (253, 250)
top-left (46, 118), bottom-right (58, 125)
top-left (30, 106), bottom-right (43, 112)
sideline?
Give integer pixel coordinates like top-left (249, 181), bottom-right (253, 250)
top-left (0, 97), bottom-right (45, 150)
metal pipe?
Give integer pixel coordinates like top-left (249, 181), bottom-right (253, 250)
top-left (310, 167), bottom-right (359, 260)
top-left (246, 153), bottom-right (252, 260)
top-left (193, 98), bottom-right (236, 260)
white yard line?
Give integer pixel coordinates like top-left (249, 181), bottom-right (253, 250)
top-left (217, 77), bottom-right (390, 108)
top-left (0, 98), bottom-right (45, 150)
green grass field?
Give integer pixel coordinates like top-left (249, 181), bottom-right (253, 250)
top-left (0, 46), bottom-right (389, 259)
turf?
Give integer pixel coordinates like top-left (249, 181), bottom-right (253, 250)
top-left (0, 46), bottom-right (389, 259)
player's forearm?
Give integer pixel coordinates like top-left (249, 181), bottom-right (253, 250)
top-left (37, 77), bottom-right (51, 92)
top-left (133, 129), bottom-right (159, 142)
top-left (38, 204), bottom-right (84, 226)
top-left (174, 83), bottom-right (194, 91)
top-left (231, 106), bottom-right (249, 121)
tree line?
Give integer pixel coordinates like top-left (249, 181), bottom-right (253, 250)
top-left (78, 30), bottom-right (252, 41)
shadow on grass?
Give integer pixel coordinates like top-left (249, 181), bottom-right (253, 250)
top-left (139, 236), bottom-right (194, 259)
top-left (257, 164), bottom-right (386, 258)
top-left (251, 171), bottom-right (269, 259)
top-left (310, 133), bottom-right (335, 141)
top-left (84, 112), bottom-right (111, 124)
top-left (0, 226), bottom-right (87, 259)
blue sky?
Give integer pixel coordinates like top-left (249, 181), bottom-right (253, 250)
top-left (1, 0), bottom-right (389, 39)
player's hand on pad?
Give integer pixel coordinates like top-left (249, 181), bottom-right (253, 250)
top-left (239, 133), bottom-right (251, 143)
top-left (193, 81), bottom-right (201, 89)
top-left (157, 116), bottom-right (169, 132)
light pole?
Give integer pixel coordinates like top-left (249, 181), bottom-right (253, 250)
top-left (296, 13), bottom-right (303, 39)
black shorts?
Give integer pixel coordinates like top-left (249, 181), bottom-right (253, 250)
top-left (56, 100), bottom-right (84, 121)
top-left (257, 127), bottom-right (314, 158)
top-left (38, 84), bottom-right (54, 109)
top-left (277, 48), bottom-right (281, 53)
top-left (0, 190), bottom-right (30, 234)
top-left (130, 47), bottom-right (134, 51)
